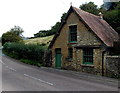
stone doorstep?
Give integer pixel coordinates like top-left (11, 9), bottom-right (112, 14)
top-left (40, 67), bottom-right (118, 84)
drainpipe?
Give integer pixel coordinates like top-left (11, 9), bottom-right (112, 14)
top-left (102, 51), bottom-right (106, 76)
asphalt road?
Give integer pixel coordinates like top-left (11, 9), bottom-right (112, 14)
top-left (0, 50), bottom-right (119, 91)
top-left (0, 49), bottom-right (2, 92)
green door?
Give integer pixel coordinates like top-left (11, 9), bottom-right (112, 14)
top-left (55, 48), bottom-right (61, 68)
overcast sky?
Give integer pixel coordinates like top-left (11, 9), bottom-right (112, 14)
top-left (0, 0), bottom-right (103, 37)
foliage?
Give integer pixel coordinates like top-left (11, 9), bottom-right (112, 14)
top-left (104, 10), bottom-right (120, 34)
top-left (103, 2), bottom-right (120, 34)
top-left (60, 12), bottom-right (67, 22)
top-left (34, 30), bottom-right (49, 37)
top-left (10, 26), bottom-right (24, 36)
top-left (34, 22), bottom-right (61, 38)
top-left (3, 42), bottom-right (46, 65)
top-left (2, 26), bottom-right (24, 45)
top-left (109, 42), bottom-right (120, 55)
top-left (47, 22), bottom-right (61, 36)
top-left (2, 31), bottom-right (23, 45)
top-left (34, 13), bottom-right (67, 37)
top-left (20, 59), bottom-right (42, 67)
top-left (80, 2), bottom-right (99, 15)
top-left (104, 2), bottom-right (120, 10)
top-left (79, 2), bottom-right (120, 34)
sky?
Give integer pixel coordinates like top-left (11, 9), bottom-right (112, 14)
top-left (0, 0), bottom-right (103, 37)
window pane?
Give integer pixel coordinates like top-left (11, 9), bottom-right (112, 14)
top-left (69, 25), bottom-right (77, 42)
top-left (68, 48), bottom-right (73, 58)
top-left (83, 48), bottom-right (93, 64)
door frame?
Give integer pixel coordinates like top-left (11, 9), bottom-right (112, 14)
top-left (55, 48), bottom-right (61, 68)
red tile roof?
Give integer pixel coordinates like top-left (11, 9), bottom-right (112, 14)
top-left (49, 6), bottom-right (119, 48)
top-left (73, 7), bottom-right (119, 47)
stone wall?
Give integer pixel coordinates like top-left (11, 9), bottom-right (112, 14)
top-left (73, 48), bottom-right (103, 75)
top-left (51, 11), bottom-right (105, 76)
top-left (106, 56), bottom-right (120, 78)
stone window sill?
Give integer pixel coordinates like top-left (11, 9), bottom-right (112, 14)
top-left (81, 64), bottom-right (94, 67)
top-left (68, 42), bottom-right (78, 44)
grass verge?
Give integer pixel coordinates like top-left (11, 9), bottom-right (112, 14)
top-left (20, 59), bottom-right (42, 67)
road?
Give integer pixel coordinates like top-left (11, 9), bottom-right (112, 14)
top-left (0, 49), bottom-right (2, 92)
top-left (0, 50), bottom-right (119, 91)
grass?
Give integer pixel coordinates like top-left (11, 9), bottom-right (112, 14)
top-left (20, 59), bottom-right (42, 67)
top-left (3, 50), bottom-right (19, 59)
top-left (24, 35), bottom-right (54, 46)
top-left (3, 35), bottom-right (54, 67)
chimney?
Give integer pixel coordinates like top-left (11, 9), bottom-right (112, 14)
top-left (99, 12), bottom-right (103, 20)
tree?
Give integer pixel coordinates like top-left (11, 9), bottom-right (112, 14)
top-left (47, 22), bottom-right (61, 36)
top-left (80, 2), bottom-right (99, 15)
top-left (103, 2), bottom-right (120, 34)
top-left (34, 13), bottom-right (67, 37)
top-left (34, 30), bottom-right (49, 37)
top-left (2, 26), bottom-right (24, 45)
top-left (10, 26), bottom-right (24, 36)
top-left (61, 12), bottom-right (67, 22)
top-left (79, 2), bottom-right (120, 34)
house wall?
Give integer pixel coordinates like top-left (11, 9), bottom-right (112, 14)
top-left (74, 48), bottom-right (103, 75)
top-left (51, 11), bottom-right (105, 75)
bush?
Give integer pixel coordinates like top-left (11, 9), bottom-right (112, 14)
top-left (20, 59), bottom-right (42, 67)
top-left (3, 42), bottom-right (46, 65)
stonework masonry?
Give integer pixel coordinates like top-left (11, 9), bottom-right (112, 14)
top-left (106, 56), bottom-right (120, 78)
top-left (51, 11), bottom-right (106, 75)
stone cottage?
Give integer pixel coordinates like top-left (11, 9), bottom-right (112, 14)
top-left (48, 6), bottom-right (119, 75)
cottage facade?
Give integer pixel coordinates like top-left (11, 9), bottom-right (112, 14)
top-left (49, 6), bottom-right (119, 75)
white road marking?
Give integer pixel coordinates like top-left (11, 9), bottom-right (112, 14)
top-left (24, 74), bottom-right (53, 86)
top-left (5, 66), bottom-right (17, 72)
top-left (0, 60), bottom-right (5, 65)
top-left (8, 67), bottom-right (17, 72)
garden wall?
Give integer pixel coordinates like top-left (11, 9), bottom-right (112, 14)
top-left (106, 56), bottom-right (120, 78)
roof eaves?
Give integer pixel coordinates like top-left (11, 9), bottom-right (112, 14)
top-left (72, 7), bottom-right (119, 47)
top-left (72, 7), bottom-right (110, 47)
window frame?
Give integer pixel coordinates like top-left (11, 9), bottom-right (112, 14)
top-left (83, 48), bottom-right (93, 65)
top-left (69, 25), bottom-right (77, 43)
top-left (68, 48), bottom-right (73, 59)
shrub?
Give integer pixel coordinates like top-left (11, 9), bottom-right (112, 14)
top-left (20, 59), bottom-right (42, 67)
top-left (3, 42), bottom-right (46, 65)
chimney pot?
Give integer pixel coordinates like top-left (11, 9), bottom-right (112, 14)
top-left (99, 12), bottom-right (103, 20)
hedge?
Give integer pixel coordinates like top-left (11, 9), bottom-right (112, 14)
top-left (3, 42), bottom-right (46, 65)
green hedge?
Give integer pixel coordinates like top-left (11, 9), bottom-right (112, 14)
top-left (3, 42), bottom-right (46, 65)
